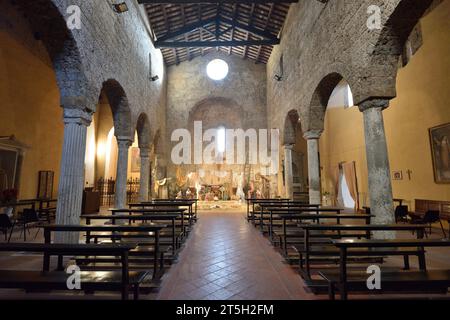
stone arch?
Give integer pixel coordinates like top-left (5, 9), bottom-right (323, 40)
top-left (303, 65), bottom-right (359, 133)
top-left (14, 0), bottom-right (94, 110)
top-left (188, 97), bottom-right (244, 130)
top-left (135, 113), bottom-right (152, 149)
top-left (360, 0), bottom-right (437, 103)
top-left (100, 79), bottom-right (133, 139)
top-left (283, 110), bottom-right (300, 145)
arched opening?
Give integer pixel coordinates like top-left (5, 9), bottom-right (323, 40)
top-left (308, 73), bottom-right (360, 209)
top-left (282, 110), bottom-right (308, 201)
top-left (78, 80), bottom-right (133, 206)
top-left (0, 0), bottom-right (83, 201)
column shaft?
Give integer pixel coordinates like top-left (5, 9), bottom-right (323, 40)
top-left (115, 138), bottom-right (132, 208)
top-left (307, 138), bottom-right (321, 205)
top-left (361, 101), bottom-right (395, 228)
top-left (139, 148), bottom-right (150, 202)
top-left (284, 145), bottom-right (294, 200)
top-left (55, 110), bottom-right (91, 243)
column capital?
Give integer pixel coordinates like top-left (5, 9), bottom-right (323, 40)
top-left (358, 98), bottom-right (390, 112)
top-left (62, 108), bottom-right (92, 126)
top-left (303, 130), bottom-right (323, 140)
top-left (116, 136), bottom-right (133, 149)
top-left (283, 144), bottom-right (294, 150)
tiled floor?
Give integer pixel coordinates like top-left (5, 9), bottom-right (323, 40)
top-left (0, 208), bottom-right (449, 300)
top-left (157, 210), bottom-right (315, 300)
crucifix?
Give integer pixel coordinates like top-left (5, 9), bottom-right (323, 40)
top-left (406, 169), bottom-right (413, 180)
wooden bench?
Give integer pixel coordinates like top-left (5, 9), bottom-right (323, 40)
top-left (83, 214), bottom-right (182, 255)
top-left (258, 204), bottom-right (322, 230)
top-left (129, 201), bottom-right (197, 225)
top-left (43, 224), bottom-right (166, 276)
top-left (272, 213), bottom-right (373, 256)
top-left (245, 198), bottom-right (289, 222)
top-left (0, 243), bottom-right (146, 300)
top-left (320, 238), bottom-right (450, 300)
top-left (110, 208), bottom-right (188, 232)
top-left (295, 224), bottom-right (427, 280)
top-left (150, 198), bottom-right (198, 219)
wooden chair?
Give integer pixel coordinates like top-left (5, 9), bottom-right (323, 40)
top-left (0, 214), bottom-right (14, 242)
top-left (15, 209), bottom-right (45, 241)
top-left (395, 205), bottom-right (409, 223)
top-left (411, 210), bottom-right (447, 238)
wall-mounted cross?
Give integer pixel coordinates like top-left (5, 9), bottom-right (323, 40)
top-left (406, 169), bottom-right (413, 180)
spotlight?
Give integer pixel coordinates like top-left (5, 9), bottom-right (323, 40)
top-left (150, 75), bottom-right (159, 82)
top-left (113, 2), bottom-right (129, 14)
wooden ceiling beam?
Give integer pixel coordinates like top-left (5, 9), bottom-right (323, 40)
top-left (138, 1), bottom-right (297, 4)
top-left (156, 16), bottom-right (216, 41)
top-left (155, 39), bottom-right (280, 48)
top-left (220, 16), bottom-right (278, 40)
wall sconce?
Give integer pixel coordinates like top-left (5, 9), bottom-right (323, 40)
top-left (274, 54), bottom-right (284, 81)
top-left (112, 2), bottom-right (129, 14)
top-left (150, 75), bottom-right (159, 82)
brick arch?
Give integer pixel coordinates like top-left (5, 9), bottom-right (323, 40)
top-left (100, 79), bottom-right (133, 138)
top-left (13, 0), bottom-right (94, 109)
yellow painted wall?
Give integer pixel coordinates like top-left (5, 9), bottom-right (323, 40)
top-left (319, 1), bottom-right (450, 210)
top-left (0, 9), bottom-right (63, 199)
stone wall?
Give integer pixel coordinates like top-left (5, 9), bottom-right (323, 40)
top-left (56, 0), bottom-right (166, 138)
top-left (267, 0), bottom-right (439, 196)
top-left (165, 52), bottom-right (267, 195)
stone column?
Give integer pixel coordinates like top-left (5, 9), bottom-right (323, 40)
top-left (115, 136), bottom-right (132, 208)
top-left (283, 145), bottom-right (294, 200)
top-left (139, 147), bottom-right (150, 202)
top-left (304, 130), bottom-right (322, 205)
top-left (153, 154), bottom-right (167, 199)
top-left (359, 99), bottom-right (395, 229)
top-left (55, 109), bottom-right (92, 244)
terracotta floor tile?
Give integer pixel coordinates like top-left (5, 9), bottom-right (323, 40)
top-left (157, 210), bottom-right (315, 300)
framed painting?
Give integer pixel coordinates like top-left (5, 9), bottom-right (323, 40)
top-left (392, 171), bottom-right (403, 181)
top-left (429, 123), bottom-right (450, 184)
top-left (131, 147), bottom-right (141, 173)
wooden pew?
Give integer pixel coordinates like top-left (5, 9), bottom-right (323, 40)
top-left (272, 213), bottom-right (373, 257)
top-left (0, 243), bottom-right (146, 300)
top-left (83, 214), bottom-right (182, 255)
top-left (123, 205), bottom-right (193, 227)
top-left (151, 198), bottom-right (198, 217)
top-left (266, 206), bottom-right (343, 234)
top-left (246, 198), bottom-right (289, 222)
top-left (43, 224), bottom-right (166, 277)
top-left (296, 224), bottom-right (427, 281)
top-left (109, 208), bottom-right (188, 234)
top-left (320, 238), bottom-right (450, 300)
top-left (260, 206), bottom-right (343, 233)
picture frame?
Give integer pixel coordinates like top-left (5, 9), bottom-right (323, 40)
top-left (392, 171), bottom-right (403, 181)
top-left (130, 147), bottom-right (141, 173)
top-left (429, 123), bottom-right (450, 184)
